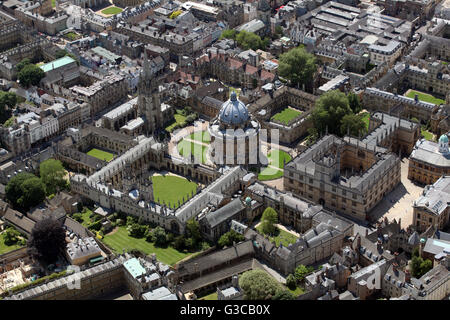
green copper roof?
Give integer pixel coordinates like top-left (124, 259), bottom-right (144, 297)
top-left (123, 258), bottom-right (146, 279)
top-left (40, 56), bottom-right (76, 73)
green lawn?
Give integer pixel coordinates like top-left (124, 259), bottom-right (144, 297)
top-left (177, 139), bottom-right (208, 164)
top-left (165, 113), bottom-right (187, 132)
top-left (152, 175), bottom-right (198, 209)
top-left (87, 148), bottom-right (114, 162)
top-left (64, 32), bottom-right (79, 41)
top-left (271, 107), bottom-right (302, 125)
top-left (51, 0), bottom-right (55, 7)
top-left (258, 149), bottom-right (291, 181)
top-left (421, 127), bottom-right (434, 141)
top-left (406, 90), bottom-right (445, 105)
top-left (361, 112), bottom-right (370, 131)
top-left (101, 7), bottom-right (123, 15)
top-left (0, 234), bottom-right (23, 255)
top-left (102, 226), bottom-right (192, 266)
top-left (256, 225), bottom-right (298, 247)
top-left (198, 292), bottom-right (218, 300)
top-left (286, 285), bottom-right (305, 296)
top-left (188, 130), bottom-right (211, 143)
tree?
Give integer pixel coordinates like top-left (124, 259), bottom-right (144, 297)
top-left (151, 226), bottom-right (168, 246)
top-left (18, 64), bottom-right (45, 87)
top-left (218, 230), bottom-right (245, 248)
top-left (28, 218), bottom-right (66, 264)
top-left (278, 46), bottom-right (317, 89)
top-left (286, 274), bottom-right (297, 290)
top-left (127, 223), bottom-right (147, 238)
top-left (261, 207), bottom-right (278, 235)
top-left (311, 90), bottom-right (353, 136)
top-left (173, 235), bottom-right (186, 250)
top-left (340, 113), bottom-right (367, 137)
top-left (294, 265), bottom-right (313, 283)
top-left (220, 29), bottom-right (238, 40)
top-left (15, 58), bottom-right (32, 72)
top-left (0, 91), bottom-right (17, 124)
top-left (411, 255), bottom-right (433, 278)
top-left (40, 159), bottom-right (67, 195)
top-left (186, 218), bottom-right (201, 244)
top-left (239, 269), bottom-right (283, 300)
top-left (236, 30), bottom-right (264, 50)
top-left (6, 172), bottom-right (45, 211)
top-left (348, 92), bottom-right (362, 114)
top-left (272, 289), bottom-right (296, 300)
top-left (274, 25), bottom-right (283, 38)
top-left (2, 227), bottom-right (21, 246)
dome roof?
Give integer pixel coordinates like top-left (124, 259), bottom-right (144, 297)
top-left (218, 91), bottom-right (249, 125)
top-left (439, 134), bottom-right (449, 143)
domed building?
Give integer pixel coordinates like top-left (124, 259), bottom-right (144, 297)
top-left (208, 92), bottom-right (261, 166)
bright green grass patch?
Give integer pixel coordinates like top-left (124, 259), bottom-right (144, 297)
top-left (0, 235), bottom-right (23, 255)
top-left (152, 175), bottom-right (197, 209)
top-left (271, 107), bottom-right (302, 125)
top-left (51, 0), bottom-right (55, 7)
top-left (421, 127), bottom-right (434, 141)
top-left (165, 113), bottom-right (187, 132)
top-left (258, 167), bottom-right (284, 181)
top-left (256, 225), bottom-right (298, 247)
top-left (101, 7), bottom-right (123, 15)
top-left (361, 112), bottom-right (370, 131)
top-left (267, 149), bottom-right (291, 169)
top-left (177, 139), bottom-right (208, 164)
top-left (198, 292), bottom-right (218, 300)
top-left (286, 285), bottom-right (305, 296)
top-left (87, 148), bottom-right (114, 162)
top-left (102, 226), bottom-right (192, 266)
top-left (406, 90), bottom-right (445, 105)
top-left (188, 130), bottom-right (211, 143)
top-left (257, 149), bottom-right (291, 180)
top-left (64, 32), bottom-right (79, 41)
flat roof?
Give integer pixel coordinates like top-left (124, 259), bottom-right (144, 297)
top-left (40, 56), bottom-right (76, 73)
top-left (123, 258), bottom-right (146, 279)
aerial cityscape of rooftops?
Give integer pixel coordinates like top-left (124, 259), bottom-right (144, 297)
top-left (0, 0), bottom-right (448, 303)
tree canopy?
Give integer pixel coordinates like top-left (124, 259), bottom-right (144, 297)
top-left (28, 218), bottom-right (66, 264)
top-left (340, 113), bottom-right (367, 137)
top-left (239, 269), bottom-right (283, 300)
top-left (0, 91), bottom-right (17, 124)
top-left (410, 256), bottom-right (433, 278)
top-left (220, 29), bottom-right (267, 50)
top-left (218, 230), bottom-right (244, 248)
top-left (311, 90), bottom-right (353, 136)
top-left (348, 92), bottom-right (362, 114)
top-left (278, 45), bottom-right (317, 89)
top-left (186, 218), bottom-right (201, 243)
top-left (261, 207), bottom-right (278, 235)
top-left (6, 172), bottom-right (46, 211)
top-left (294, 264), bottom-right (314, 282)
top-left (18, 63), bottom-right (45, 87)
top-left (39, 159), bottom-right (67, 195)
top-left (272, 289), bottom-right (296, 300)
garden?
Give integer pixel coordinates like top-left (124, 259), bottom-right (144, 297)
top-left (101, 6), bottom-right (123, 15)
top-left (405, 90), bottom-right (445, 105)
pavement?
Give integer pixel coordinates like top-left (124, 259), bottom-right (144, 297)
top-left (367, 158), bottom-right (423, 229)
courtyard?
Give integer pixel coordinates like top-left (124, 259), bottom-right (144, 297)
top-left (405, 89), bottom-right (445, 105)
top-left (271, 107), bottom-right (302, 125)
top-left (151, 174), bottom-right (198, 209)
top-left (87, 148), bottom-right (114, 162)
top-left (368, 158), bottom-right (424, 228)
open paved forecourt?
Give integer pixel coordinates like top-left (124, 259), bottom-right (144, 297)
top-left (368, 158), bottom-right (423, 228)
top-left (102, 226), bottom-right (193, 266)
top-left (87, 148), bottom-right (114, 162)
top-left (271, 107), bottom-right (302, 125)
top-left (151, 175), bottom-right (198, 209)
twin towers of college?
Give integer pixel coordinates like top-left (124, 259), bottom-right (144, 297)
top-left (138, 52), bottom-right (273, 167)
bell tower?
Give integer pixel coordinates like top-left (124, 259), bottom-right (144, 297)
top-left (138, 51), bottom-right (163, 135)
